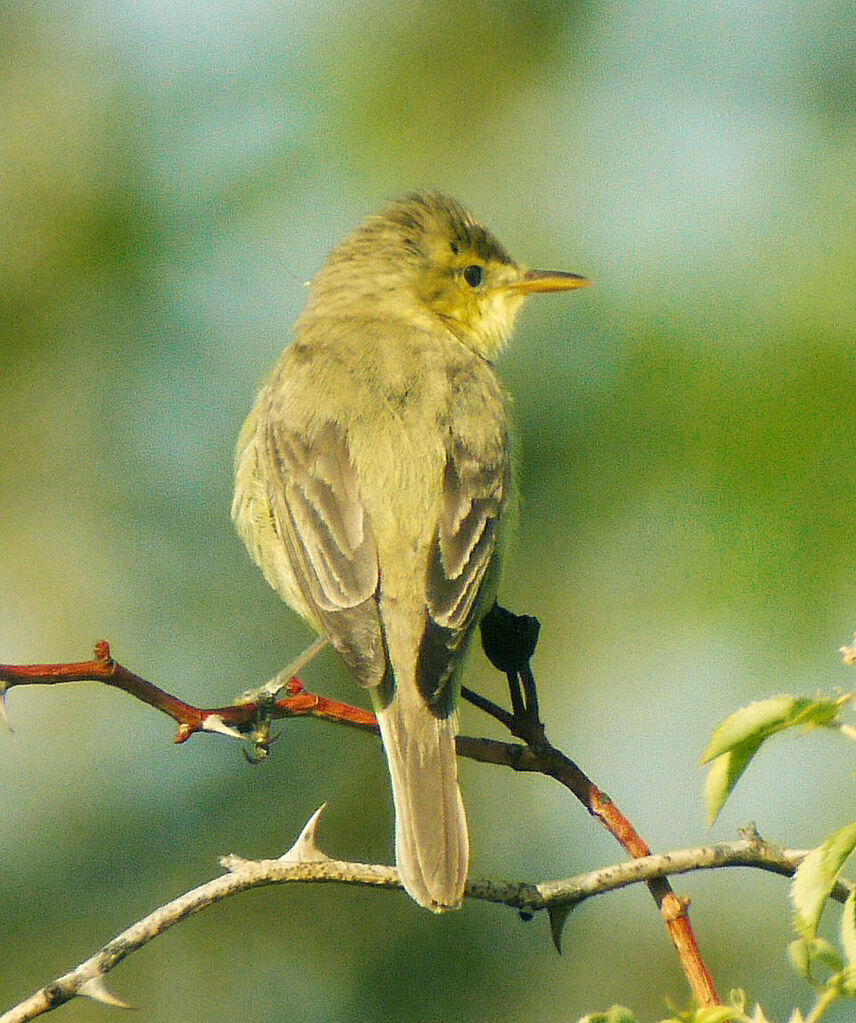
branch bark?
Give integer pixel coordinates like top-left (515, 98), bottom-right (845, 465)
top-left (0, 641), bottom-right (758, 1012)
top-left (1, 823), bottom-right (842, 1023)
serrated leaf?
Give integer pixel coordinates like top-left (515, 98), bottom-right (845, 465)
top-left (701, 696), bottom-right (839, 764)
top-left (704, 739), bottom-right (764, 826)
top-left (703, 696), bottom-right (844, 824)
top-left (841, 963), bottom-right (856, 996)
top-left (747, 1004), bottom-right (773, 1023)
top-left (841, 886), bottom-right (856, 966)
top-left (788, 937), bottom-right (812, 981)
top-left (788, 935), bottom-right (844, 981)
top-left (785, 1010), bottom-right (805, 1023)
top-left (792, 822), bottom-right (856, 937)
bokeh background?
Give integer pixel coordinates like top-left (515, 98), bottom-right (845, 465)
top-left (2, 1), bottom-right (855, 1020)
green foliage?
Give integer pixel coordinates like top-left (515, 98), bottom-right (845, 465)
top-left (840, 887), bottom-right (856, 967)
top-left (785, 830), bottom-right (856, 1010)
top-left (792, 823), bottom-right (856, 938)
top-left (787, 936), bottom-right (843, 986)
top-left (658, 1003), bottom-right (738, 1023)
top-left (578, 1007), bottom-right (639, 1023)
top-left (702, 695), bottom-right (849, 825)
top-left (579, 989), bottom-right (778, 1023)
top-left (699, 685), bottom-right (856, 1023)
top-left (584, 683), bottom-right (856, 1022)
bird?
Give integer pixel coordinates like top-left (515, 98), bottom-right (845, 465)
top-left (232, 191), bottom-right (587, 911)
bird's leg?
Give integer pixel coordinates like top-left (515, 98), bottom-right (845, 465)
top-left (237, 635), bottom-right (329, 704)
top-left (467, 603), bottom-right (546, 746)
top-left (236, 635), bottom-right (330, 762)
top-left (519, 663), bottom-right (540, 724)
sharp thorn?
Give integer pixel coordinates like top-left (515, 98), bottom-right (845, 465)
top-left (547, 903), bottom-right (574, 955)
top-left (201, 714), bottom-right (244, 740)
top-left (279, 804), bottom-right (330, 864)
top-left (78, 976), bottom-right (133, 1009)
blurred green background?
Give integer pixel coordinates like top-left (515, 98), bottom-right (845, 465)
top-left (2, 1), bottom-right (855, 1019)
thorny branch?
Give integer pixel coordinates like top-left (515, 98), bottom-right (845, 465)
top-left (1, 606), bottom-right (806, 1015)
top-left (2, 620), bottom-right (721, 1009)
top-left (0, 815), bottom-right (846, 1023)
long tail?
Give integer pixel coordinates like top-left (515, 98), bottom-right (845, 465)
top-left (372, 682), bottom-right (468, 912)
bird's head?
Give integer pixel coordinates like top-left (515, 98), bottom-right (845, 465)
top-left (305, 191), bottom-right (588, 362)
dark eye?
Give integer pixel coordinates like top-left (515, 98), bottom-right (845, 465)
top-left (463, 264), bottom-right (483, 288)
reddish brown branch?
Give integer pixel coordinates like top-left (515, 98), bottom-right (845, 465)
top-left (519, 744), bottom-right (716, 1003)
top-left (1, 641), bottom-right (717, 1006)
top-left (458, 736), bottom-right (718, 1004)
top-left (0, 641), bottom-right (377, 743)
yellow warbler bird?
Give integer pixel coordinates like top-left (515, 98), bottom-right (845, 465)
top-left (232, 192), bottom-right (587, 911)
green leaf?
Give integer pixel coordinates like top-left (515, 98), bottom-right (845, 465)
top-left (792, 822), bottom-right (856, 937)
top-left (658, 1006), bottom-right (736, 1023)
top-left (810, 937), bottom-right (844, 976)
top-left (788, 937), bottom-right (812, 980)
top-left (841, 886), bottom-right (856, 966)
top-left (841, 964), bottom-right (856, 996)
top-left (577, 1008), bottom-right (637, 1023)
top-left (692, 1009), bottom-right (738, 1023)
top-left (703, 696), bottom-right (845, 824)
top-left (657, 1005), bottom-right (737, 1023)
top-left (704, 736), bottom-right (764, 826)
top-left (788, 935), bottom-right (844, 983)
top-left (702, 696), bottom-right (839, 765)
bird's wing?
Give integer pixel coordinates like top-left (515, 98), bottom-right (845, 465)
top-left (262, 418), bottom-right (387, 687)
top-left (420, 436), bottom-right (510, 706)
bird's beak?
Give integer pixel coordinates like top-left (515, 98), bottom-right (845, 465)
top-left (507, 269), bottom-right (590, 294)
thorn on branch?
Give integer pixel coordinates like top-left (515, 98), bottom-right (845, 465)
top-left (548, 903), bottom-right (574, 954)
top-left (279, 804), bottom-right (330, 863)
top-left (78, 976), bottom-right (133, 1010)
top-left (201, 715), bottom-right (245, 741)
top-left (1, 630), bottom-right (723, 1006)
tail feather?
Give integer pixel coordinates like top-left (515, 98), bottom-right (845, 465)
top-left (372, 684), bottom-right (468, 912)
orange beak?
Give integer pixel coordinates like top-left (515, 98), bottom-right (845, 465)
top-left (507, 269), bottom-right (590, 294)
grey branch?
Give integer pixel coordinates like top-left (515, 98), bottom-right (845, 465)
top-left (1, 811), bottom-right (849, 1022)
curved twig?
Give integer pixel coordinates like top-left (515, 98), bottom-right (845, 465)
top-left (1, 820), bottom-right (845, 1022)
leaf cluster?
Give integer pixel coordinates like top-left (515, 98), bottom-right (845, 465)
top-left (581, 644), bottom-right (856, 1023)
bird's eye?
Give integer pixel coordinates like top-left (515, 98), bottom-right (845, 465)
top-left (463, 264), bottom-right (483, 288)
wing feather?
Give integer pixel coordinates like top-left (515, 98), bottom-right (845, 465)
top-left (261, 419), bottom-right (386, 687)
top-left (419, 436), bottom-right (509, 704)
